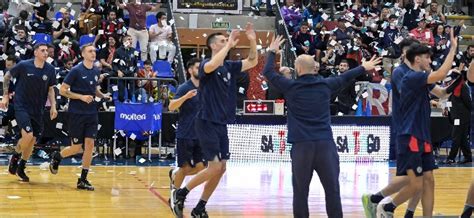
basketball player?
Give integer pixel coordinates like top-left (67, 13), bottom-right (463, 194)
top-left (0, 43), bottom-right (58, 182)
top-left (264, 35), bottom-right (381, 218)
top-left (363, 35), bottom-right (458, 218)
top-left (49, 44), bottom-right (111, 191)
top-left (168, 58), bottom-right (206, 193)
top-left (171, 22), bottom-right (258, 217)
top-left (377, 33), bottom-right (458, 218)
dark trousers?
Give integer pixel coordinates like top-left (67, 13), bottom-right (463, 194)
top-left (118, 79), bottom-right (134, 102)
top-left (448, 122), bottom-right (472, 161)
top-left (291, 140), bottom-right (343, 218)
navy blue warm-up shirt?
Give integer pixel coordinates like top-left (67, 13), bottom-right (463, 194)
top-left (263, 52), bottom-right (366, 143)
top-left (391, 63), bottom-right (410, 133)
top-left (174, 80), bottom-right (199, 140)
top-left (63, 62), bottom-right (100, 115)
top-left (197, 59), bottom-right (242, 124)
top-left (398, 70), bottom-right (432, 142)
top-left (10, 59), bottom-right (56, 115)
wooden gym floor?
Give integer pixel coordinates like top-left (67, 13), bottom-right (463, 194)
top-left (0, 162), bottom-right (471, 217)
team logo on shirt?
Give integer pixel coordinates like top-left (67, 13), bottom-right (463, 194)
top-left (94, 75), bottom-right (98, 82)
top-left (25, 126), bottom-right (31, 132)
top-left (416, 166), bottom-right (422, 174)
top-left (73, 138), bottom-right (78, 143)
top-left (42, 75), bottom-right (48, 81)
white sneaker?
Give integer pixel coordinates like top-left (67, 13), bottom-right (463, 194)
top-left (376, 197), bottom-right (394, 218)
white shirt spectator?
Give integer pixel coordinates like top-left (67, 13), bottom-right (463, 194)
top-left (149, 23), bottom-right (172, 43)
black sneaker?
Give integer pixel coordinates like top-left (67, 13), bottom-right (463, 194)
top-left (49, 151), bottom-right (61, 174)
top-left (77, 178), bottom-right (94, 191)
top-left (172, 190), bottom-right (185, 218)
top-left (191, 208), bottom-right (209, 218)
top-left (16, 165), bottom-right (29, 182)
top-left (8, 152), bottom-right (20, 175)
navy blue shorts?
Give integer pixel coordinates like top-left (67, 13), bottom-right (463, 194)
top-left (15, 109), bottom-right (43, 138)
top-left (176, 139), bottom-right (205, 167)
top-left (396, 135), bottom-right (438, 177)
top-left (68, 113), bottom-right (98, 145)
top-left (194, 119), bottom-right (230, 161)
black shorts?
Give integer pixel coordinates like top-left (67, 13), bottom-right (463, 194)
top-left (68, 113), bottom-right (98, 145)
top-left (176, 139), bottom-right (205, 167)
top-left (15, 109), bottom-right (43, 138)
top-left (396, 135), bottom-right (438, 177)
top-left (194, 118), bottom-right (230, 161)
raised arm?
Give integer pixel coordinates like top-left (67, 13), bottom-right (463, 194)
top-left (241, 22), bottom-right (258, 72)
top-left (262, 35), bottom-right (293, 92)
top-left (203, 30), bottom-right (239, 74)
top-left (0, 71), bottom-right (12, 110)
top-left (427, 30), bottom-right (458, 84)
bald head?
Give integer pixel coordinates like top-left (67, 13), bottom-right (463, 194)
top-left (295, 55), bottom-right (316, 76)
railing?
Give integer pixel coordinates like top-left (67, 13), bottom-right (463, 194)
top-left (275, 1), bottom-right (297, 70)
top-left (106, 77), bottom-right (178, 103)
top-left (165, 0), bottom-right (187, 84)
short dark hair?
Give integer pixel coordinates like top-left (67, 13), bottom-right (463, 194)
top-left (34, 43), bottom-right (49, 51)
top-left (80, 43), bottom-right (95, 53)
top-left (206, 32), bottom-right (224, 50)
top-left (468, 45), bottom-right (474, 50)
top-left (108, 10), bottom-right (117, 15)
top-left (300, 22), bottom-right (309, 27)
top-left (399, 38), bottom-right (419, 51)
top-left (144, 60), bottom-right (152, 66)
top-left (406, 44), bottom-right (432, 64)
top-left (19, 10), bottom-right (28, 20)
top-left (186, 58), bottom-right (200, 70)
top-left (340, 59), bottom-right (349, 65)
top-left (156, 12), bottom-right (166, 20)
top-left (15, 25), bottom-right (27, 33)
top-left (6, 55), bottom-right (17, 63)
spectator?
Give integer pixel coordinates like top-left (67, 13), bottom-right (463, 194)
top-left (47, 44), bottom-right (60, 67)
top-left (331, 59), bottom-right (356, 115)
top-left (136, 60), bottom-right (157, 103)
top-left (302, 1), bottom-right (323, 30)
top-left (57, 38), bottom-right (78, 65)
top-left (334, 18), bottom-right (353, 45)
top-left (148, 12), bottom-right (176, 63)
top-left (99, 35), bottom-right (118, 76)
top-left (379, 15), bottom-right (401, 75)
top-left (426, 0), bottom-right (446, 23)
top-left (8, 10), bottom-right (29, 31)
top-left (251, 0), bottom-right (274, 16)
top-left (101, 0), bottom-right (124, 20)
top-left (53, 8), bottom-right (78, 49)
top-left (95, 10), bottom-right (124, 47)
top-left (6, 25), bottom-right (33, 60)
top-left (280, 0), bottom-right (302, 33)
top-left (82, 0), bottom-right (100, 14)
top-left (403, 0), bottom-right (424, 31)
top-left (460, 45), bottom-right (474, 70)
top-left (116, 0), bottom-right (160, 61)
top-left (409, 18), bottom-right (434, 46)
top-left (113, 35), bottom-right (139, 102)
top-left (432, 23), bottom-right (449, 70)
top-left (292, 22), bottom-right (315, 56)
top-left (369, 0), bottom-right (381, 15)
top-left (33, 0), bottom-right (50, 23)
